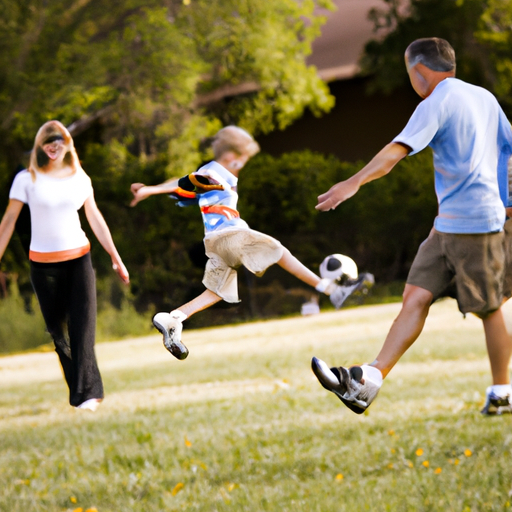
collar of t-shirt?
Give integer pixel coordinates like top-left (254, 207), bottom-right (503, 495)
top-left (197, 160), bottom-right (238, 190)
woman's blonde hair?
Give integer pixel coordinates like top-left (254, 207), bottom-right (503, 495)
top-left (29, 120), bottom-right (84, 180)
top-left (211, 126), bottom-right (260, 159)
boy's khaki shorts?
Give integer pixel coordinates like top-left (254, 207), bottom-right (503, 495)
top-left (202, 227), bottom-right (284, 303)
top-left (407, 228), bottom-right (506, 317)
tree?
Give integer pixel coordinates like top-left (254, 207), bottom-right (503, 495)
top-left (360, 0), bottom-right (491, 95)
top-left (0, 0), bottom-right (335, 180)
top-left (475, 0), bottom-right (512, 111)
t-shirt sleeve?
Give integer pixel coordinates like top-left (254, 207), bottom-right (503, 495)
top-left (392, 99), bottom-right (440, 156)
top-left (9, 171), bottom-right (28, 203)
top-left (497, 109), bottom-right (512, 207)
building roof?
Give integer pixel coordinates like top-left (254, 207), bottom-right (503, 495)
top-left (309, 0), bottom-right (386, 81)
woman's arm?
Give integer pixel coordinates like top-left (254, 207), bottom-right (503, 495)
top-left (84, 194), bottom-right (129, 283)
top-left (130, 178), bottom-right (180, 207)
top-left (0, 200), bottom-right (24, 261)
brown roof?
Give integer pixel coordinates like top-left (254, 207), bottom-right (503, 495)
top-left (308, 0), bottom-right (386, 81)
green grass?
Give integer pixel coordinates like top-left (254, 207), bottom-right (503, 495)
top-left (1, 299), bottom-right (512, 512)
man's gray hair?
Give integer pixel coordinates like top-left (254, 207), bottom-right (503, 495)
top-left (406, 37), bottom-right (456, 72)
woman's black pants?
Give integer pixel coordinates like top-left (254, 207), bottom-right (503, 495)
top-left (30, 252), bottom-right (103, 406)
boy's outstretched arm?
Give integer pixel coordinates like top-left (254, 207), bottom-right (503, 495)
top-left (316, 143), bottom-right (409, 211)
top-left (130, 179), bottom-right (180, 207)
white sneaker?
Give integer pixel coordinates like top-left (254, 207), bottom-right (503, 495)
top-left (76, 398), bottom-right (102, 412)
top-left (311, 357), bottom-right (382, 414)
top-left (480, 387), bottom-right (512, 415)
top-left (329, 273), bottom-right (375, 309)
top-left (152, 311), bottom-right (189, 360)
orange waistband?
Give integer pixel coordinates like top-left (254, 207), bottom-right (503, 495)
top-left (29, 243), bottom-right (91, 263)
top-left (200, 205), bottom-right (240, 220)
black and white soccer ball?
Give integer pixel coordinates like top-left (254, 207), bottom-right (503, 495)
top-left (319, 254), bottom-right (358, 281)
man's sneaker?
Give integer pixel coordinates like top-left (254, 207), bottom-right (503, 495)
top-left (311, 357), bottom-right (382, 414)
top-left (329, 272), bottom-right (375, 309)
top-left (152, 312), bottom-right (189, 360)
top-left (480, 388), bottom-right (512, 416)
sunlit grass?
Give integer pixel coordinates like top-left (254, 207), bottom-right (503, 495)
top-left (1, 299), bottom-right (512, 511)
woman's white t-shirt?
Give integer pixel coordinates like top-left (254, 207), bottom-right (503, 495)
top-left (9, 169), bottom-right (93, 255)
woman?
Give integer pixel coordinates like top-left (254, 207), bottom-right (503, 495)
top-left (0, 120), bottom-right (129, 411)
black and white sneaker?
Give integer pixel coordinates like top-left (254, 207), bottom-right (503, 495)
top-left (480, 388), bottom-right (512, 416)
top-left (152, 312), bottom-right (189, 360)
top-left (311, 357), bottom-right (382, 414)
top-left (329, 272), bottom-right (375, 309)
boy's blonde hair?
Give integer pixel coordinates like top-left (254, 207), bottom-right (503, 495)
top-left (211, 126), bottom-right (260, 159)
top-left (29, 120), bottom-right (84, 181)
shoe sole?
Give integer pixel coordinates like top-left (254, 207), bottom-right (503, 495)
top-left (481, 397), bottom-right (512, 416)
top-left (311, 357), bottom-right (366, 415)
top-left (330, 273), bottom-right (375, 309)
top-left (152, 316), bottom-right (189, 360)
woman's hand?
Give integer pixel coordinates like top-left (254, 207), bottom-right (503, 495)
top-left (112, 259), bottom-right (130, 284)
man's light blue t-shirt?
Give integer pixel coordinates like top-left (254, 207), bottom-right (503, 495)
top-left (393, 78), bottom-right (512, 234)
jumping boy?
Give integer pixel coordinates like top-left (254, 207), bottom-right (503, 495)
top-left (312, 38), bottom-right (512, 415)
top-left (131, 126), bottom-right (371, 359)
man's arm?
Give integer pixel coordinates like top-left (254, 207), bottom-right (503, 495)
top-left (316, 143), bottom-right (410, 211)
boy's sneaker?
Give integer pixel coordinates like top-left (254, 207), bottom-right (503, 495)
top-left (480, 388), bottom-right (512, 416)
top-left (152, 311), bottom-right (189, 360)
top-left (329, 272), bottom-right (375, 309)
top-left (311, 357), bottom-right (382, 414)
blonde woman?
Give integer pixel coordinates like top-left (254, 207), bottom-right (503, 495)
top-left (0, 120), bottom-right (129, 411)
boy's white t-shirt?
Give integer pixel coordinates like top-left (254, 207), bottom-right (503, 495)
top-left (9, 169), bottom-right (92, 253)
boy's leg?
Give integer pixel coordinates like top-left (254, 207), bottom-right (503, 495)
top-left (153, 289), bottom-right (222, 360)
top-left (276, 248), bottom-right (320, 288)
top-left (276, 248), bottom-right (373, 308)
top-left (178, 289), bottom-right (223, 318)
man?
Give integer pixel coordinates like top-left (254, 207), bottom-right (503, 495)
top-left (312, 37), bottom-right (512, 416)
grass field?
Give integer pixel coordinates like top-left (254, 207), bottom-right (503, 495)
top-left (1, 299), bottom-right (512, 512)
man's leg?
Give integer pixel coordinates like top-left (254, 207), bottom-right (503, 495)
top-left (480, 306), bottom-right (512, 414)
top-left (372, 284), bottom-right (433, 378)
top-left (482, 307), bottom-right (512, 385)
top-left (312, 284), bottom-right (432, 413)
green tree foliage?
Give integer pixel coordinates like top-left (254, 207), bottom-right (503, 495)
top-left (360, 0), bottom-right (491, 94)
top-left (475, 0), bottom-right (512, 110)
top-left (0, 0), bottom-right (334, 177)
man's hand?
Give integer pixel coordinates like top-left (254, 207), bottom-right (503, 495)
top-left (316, 143), bottom-right (409, 212)
top-left (316, 179), bottom-right (360, 211)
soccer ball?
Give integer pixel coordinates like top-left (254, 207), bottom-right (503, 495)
top-left (319, 254), bottom-right (358, 281)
